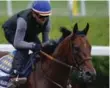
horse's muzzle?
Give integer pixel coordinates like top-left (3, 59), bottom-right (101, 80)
top-left (82, 71), bottom-right (96, 83)
top-left (78, 70), bottom-right (96, 83)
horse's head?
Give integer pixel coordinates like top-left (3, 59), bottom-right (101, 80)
top-left (53, 23), bottom-right (96, 83)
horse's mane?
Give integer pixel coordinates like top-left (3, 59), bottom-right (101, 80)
top-left (52, 34), bottom-right (72, 58)
top-left (42, 27), bottom-right (71, 55)
top-left (60, 27), bottom-right (71, 38)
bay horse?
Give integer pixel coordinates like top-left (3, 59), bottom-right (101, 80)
top-left (18, 23), bottom-right (96, 88)
top-left (0, 23), bottom-right (96, 88)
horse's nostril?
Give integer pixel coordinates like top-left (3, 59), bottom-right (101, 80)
top-left (85, 71), bottom-right (96, 80)
top-left (85, 71), bottom-right (91, 76)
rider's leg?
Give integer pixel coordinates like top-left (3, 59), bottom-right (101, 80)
top-left (8, 50), bottom-right (28, 88)
top-left (11, 50), bottom-right (28, 77)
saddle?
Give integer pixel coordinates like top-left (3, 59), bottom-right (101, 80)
top-left (0, 51), bottom-right (39, 88)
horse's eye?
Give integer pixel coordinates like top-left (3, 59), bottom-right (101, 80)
top-left (74, 47), bottom-right (79, 51)
top-left (73, 46), bottom-right (80, 53)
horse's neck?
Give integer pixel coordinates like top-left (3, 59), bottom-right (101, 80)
top-left (43, 57), bottom-right (70, 86)
top-left (38, 41), bottom-right (71, 86)
top-left (46, 41), bottom-right (72, 85)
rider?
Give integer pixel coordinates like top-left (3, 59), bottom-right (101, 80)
top-left (2, 0), bottom-right (51, 84)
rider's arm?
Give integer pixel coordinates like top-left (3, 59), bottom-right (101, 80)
top-left (14, 17), bottom-right (35, 49)
top-left (42, 19), bottom-right (51, 43)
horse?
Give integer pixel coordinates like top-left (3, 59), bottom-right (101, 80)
top-left (17, 23), bottom-right (96, 88)
top-left (0, 23), bottom-right (96, 88)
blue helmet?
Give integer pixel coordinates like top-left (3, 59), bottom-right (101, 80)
top-left (32, 1), bottom-right (52, 16)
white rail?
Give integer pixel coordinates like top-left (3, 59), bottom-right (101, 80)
top-left (0, 44), bottom-right (109, 56)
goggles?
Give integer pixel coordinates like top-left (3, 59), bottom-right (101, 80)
top-left (34, 12), bottom-right (49, 19)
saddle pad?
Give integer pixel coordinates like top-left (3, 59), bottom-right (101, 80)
top-left (0, 51), bottom-right (16, 88)
top-left (0, 54), bottom-right (14, 74)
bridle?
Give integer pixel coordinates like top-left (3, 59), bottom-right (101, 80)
top-left (69, 39), bottom-right (92, 71)
top-left (39, 38), bottom-right (92, 88)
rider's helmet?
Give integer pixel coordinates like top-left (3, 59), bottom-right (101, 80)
top-left (31, 1), bottom-right (52, 16)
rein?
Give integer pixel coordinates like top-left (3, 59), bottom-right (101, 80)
top-left (40, 50), bottom-right (73, 88)
top-left (40, 51), bottom-right (73, 69)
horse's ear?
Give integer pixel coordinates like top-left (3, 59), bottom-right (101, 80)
top-left (83, 23), bottom-right (89, 35)
top-left (73, 23), bottom-right (78, 34)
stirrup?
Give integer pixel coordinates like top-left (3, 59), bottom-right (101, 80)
top-left (8, 75), bottom-right (27, 88)
top-left (11, 75), bottom-right (27, 84)
top-left (12, 70), bottom-right (27, 83)
top-left (67, 84), bottom-right (72, 88)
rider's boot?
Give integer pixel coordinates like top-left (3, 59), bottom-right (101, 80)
top-left (8, 51), bottom-right (27, 88)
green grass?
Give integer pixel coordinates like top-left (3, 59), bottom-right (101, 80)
top-left (85, 1), bottom-right (108, 16)
top-left (50, 16), bottom-right (109, 46)
top-left (0, 17), bottom-right (8, 43)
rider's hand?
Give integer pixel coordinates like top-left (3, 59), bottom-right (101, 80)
top-left (42, 40), bottom-right (57, 47)
top-left (32, 43), bottom-right (42, 52)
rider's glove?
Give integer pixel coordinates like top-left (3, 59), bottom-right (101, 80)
top-left (42, 40), bottom-right (57, 47)
top-left (32, 43), bottom-right (42, 52)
